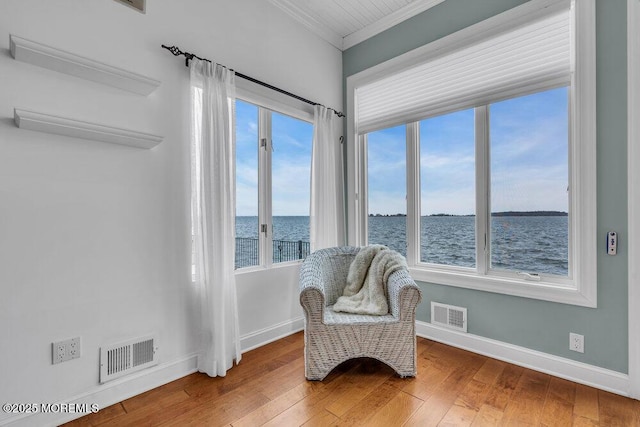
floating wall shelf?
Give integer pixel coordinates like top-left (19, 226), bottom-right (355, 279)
top-left (10, 35), bottom-right (160, 95)
top-left (14, 109), bottom-right (163, 149)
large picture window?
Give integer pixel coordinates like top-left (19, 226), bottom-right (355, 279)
top-left (347, 0), bottom-right (596, 306)
top-left (366, 87), bottom-right (569, 273)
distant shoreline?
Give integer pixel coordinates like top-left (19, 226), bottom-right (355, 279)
top-left (490, 211), bottom-right (568, 217)
top-left (368, 211), bottom-right (568, 217)
top-left (237, 211), bottom-right (570, 218)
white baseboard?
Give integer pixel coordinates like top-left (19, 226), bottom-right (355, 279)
top-left (1, 317), bottom-right (305, 427)
top-left (5, 319), bottom-right (626, 426)
top-left (417, 321), bottom-right (630, 397)
top-left (240, 317), bottom-right (304, 353)
top-left (0, 354), bottom-right (198, 427)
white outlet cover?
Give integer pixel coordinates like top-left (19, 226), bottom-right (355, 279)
top-left (52, 337), bottom-right (81, 364)
top-left (569, 332), bottom-right (584, 353)
top-left (68, 337), bottom-right (80, 358)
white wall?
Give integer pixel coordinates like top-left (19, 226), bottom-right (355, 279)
top-left (237, 265), bottom-right (306, 351)
top-left (0, 0), bottom-right (341, 425)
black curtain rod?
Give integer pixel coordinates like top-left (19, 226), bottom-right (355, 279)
top-left (161, 44), bottom-right (345, 118)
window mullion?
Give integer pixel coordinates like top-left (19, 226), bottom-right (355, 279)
top-left (359, 134), bottom-right (369, 246)
top-left (475, 106), bottom-right (490, 274)
top-left (406, 122), bottom-right (420, 266)
top-left (258, 108), bottom-right (273, 267)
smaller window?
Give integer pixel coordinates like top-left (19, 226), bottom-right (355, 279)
top-left (234, 99), bottom-right (313, 270)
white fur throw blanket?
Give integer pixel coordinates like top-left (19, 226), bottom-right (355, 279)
top-left (332, 245), bottom-right (408, 315)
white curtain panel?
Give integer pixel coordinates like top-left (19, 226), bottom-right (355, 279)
top-left (190, 58), bottom-right (241, 377)
top-left (310, 105), bottom-right (345, 251)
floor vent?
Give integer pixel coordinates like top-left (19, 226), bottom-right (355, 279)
top-left (100, 335), bottom-right (158, 383)
top-left (431, 302), bottom-right (467, 332)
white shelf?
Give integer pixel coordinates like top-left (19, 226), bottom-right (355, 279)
top-left (10, 35), bottom-right (160, 95)
top-left (14, 109), bottom-right (163, 149)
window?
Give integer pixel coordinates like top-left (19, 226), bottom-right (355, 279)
top-left (366, 125), bottom-right (407, 255)
top-left (271, 111), bottom-right (313, 264)
top-left (234, 99), bottom-right (313, 270)
top-left (489, 88), bottom-right (569, 277)
top-left (235, 101), bottom-right (260, 268)
top-left (419, 108), bottom-right (475, 268)
top-left (365, 87), bottom-right (569, 274)
top-left (347, 0), bottom-right (596, 306)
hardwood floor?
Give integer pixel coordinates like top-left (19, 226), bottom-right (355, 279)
top-left (64, 332), bottom-right (639, 426)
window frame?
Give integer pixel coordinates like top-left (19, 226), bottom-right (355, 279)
top-left (234, 85), bottom-right (314, 273)
top-left (346, 0), bottom-right (596, 307)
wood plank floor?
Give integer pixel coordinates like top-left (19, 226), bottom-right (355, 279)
top-left (64, 332), bottom-right (639, 426)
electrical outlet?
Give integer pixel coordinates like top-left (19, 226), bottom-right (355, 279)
top-left (68, 337), bottom-right (80, 358)
top-left (52, 337), bottom-right (81, 364)
top-left (569, 332), bottom-right (584, 353)
top-left (54, 343), bottom-right (66, 364)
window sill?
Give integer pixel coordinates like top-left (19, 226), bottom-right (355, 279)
top-left (409, 266), bottom-right (597, 308)
top-left (234, 259), bottom-right (303, 276)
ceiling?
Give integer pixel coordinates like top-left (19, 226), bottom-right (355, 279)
top-left (268, 0), bottom-right (445, 51)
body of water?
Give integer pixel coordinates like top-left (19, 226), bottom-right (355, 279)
top-left (236, 216), bottom-right (311, 268)
top-left (236, 215), bottom-right (569, 276)
top-left (236, 216), bottom-right (310, 242)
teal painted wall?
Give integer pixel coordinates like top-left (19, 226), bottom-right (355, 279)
top-left (343, 0), bottom-right (629, 373)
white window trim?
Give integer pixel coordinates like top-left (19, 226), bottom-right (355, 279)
top-left (346, 0), bottom-right (596, 307)
top-left (258, 107), bottom-right (273, 267)
top-left (627, 0), bottom-right (640, 399)
top-left (236, 80), bottom-right (314, 123)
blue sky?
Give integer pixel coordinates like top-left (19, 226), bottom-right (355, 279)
top-left (419, 108), bottom-right (475, 216)
top-left (368, 87), bottom-right (569, 216)
top-left (235, 87), bottom-right (569, 217)
top-left (235, 101), bottom-right (259, 217)
top-left (489, 87), bottom-right (569, 214)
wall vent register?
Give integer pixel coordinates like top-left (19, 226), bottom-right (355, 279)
top-left (100, 335), bottom-right (157, 383)
top-left (431, 302), bottom-right (467, 332)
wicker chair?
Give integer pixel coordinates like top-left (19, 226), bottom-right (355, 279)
top-left (299, 246), bottom-right (422, 380)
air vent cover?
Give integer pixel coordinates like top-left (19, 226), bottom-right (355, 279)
top-left (100, 335), bottom-right (157, 383)
top-left (431, 302), bottom-right (467, 332)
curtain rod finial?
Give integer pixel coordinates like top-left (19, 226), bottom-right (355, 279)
top-left (162, 44), bottom-right (183, 57)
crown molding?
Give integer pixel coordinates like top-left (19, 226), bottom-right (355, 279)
top-left (269, 0), bottom-right (444, 51)
top-left (14, 109), bottom-right (163, 149)
top-left (343, 0), bottom-right (446, 49)
top-left (10, 35), bottom-right (160, 95)
top-left (268, 0), bottom-right (344, 49)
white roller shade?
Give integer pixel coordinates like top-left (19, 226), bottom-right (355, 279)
top-left (355, 3), bottom-right (572, 134)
